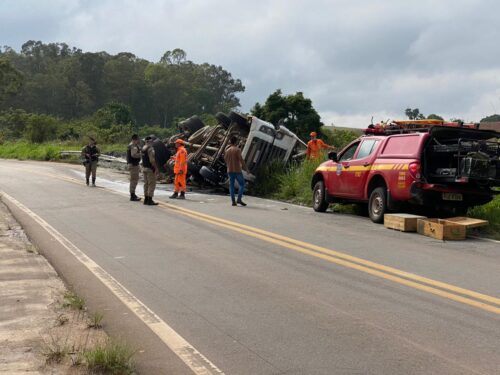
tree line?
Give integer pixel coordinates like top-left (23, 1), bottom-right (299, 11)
top-left (0, 41), bottom-right (244, 128)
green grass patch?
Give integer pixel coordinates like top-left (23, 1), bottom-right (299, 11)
top-left (468, 194), bottom-right (500, 240)
top-left (83, 339), bottom-right (136, 375)
top-left (0, 141), bottom-right (127, 161)
top-left (63, 291), bottom-right (85, 310)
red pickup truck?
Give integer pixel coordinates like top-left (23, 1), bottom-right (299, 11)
top-left (311, 121), bottom-right (500, 223)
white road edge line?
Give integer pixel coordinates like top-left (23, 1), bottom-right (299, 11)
top-left (1, 191), bottom-right (224, 375)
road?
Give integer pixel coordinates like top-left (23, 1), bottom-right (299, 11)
top-left (1, 159), bottom-right (499, 375)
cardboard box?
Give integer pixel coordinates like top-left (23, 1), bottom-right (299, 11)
top-left (384, 213), bottom-right (427, 232)
top-left (417, 219), bottom-right (466, 241)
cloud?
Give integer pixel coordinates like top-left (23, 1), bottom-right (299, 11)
top-left (2, 0), bottom-right (500, 127)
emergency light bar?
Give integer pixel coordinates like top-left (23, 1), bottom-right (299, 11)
top-left (363, 120), bottom-right (479, 135)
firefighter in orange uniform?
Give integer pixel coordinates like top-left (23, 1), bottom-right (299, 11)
top-left (169, 139), bottom-right (188, 199)
top-left (306, 131), bottom-right (334, 160)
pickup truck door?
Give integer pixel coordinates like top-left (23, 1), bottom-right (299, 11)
top-left (337, 139), bottom-right (380, 198)
top-left (327, 141), bottom-right (360, 197)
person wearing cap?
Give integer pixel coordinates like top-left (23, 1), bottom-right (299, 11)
top-left (306, 131), bottom-right (334, 160)
top-left (169, 139), bottom-right (188, 199)
top-left (142, 135), bottom-right (160, 205)
top-left (81, 137), bottom-right (100, 186)
top-left (127, 134), bottom-right (142, 201)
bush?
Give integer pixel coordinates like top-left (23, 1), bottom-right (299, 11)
top-left (83, 339), bottom-right (135, 375)
top-left (273, 157), bottom-right (324, 205)
top-left (24, 114), bottom-right (60, 143)
top-left (468, 195), bottom-right (500, 240)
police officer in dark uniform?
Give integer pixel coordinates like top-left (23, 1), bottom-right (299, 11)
top-left (127, 134), bottom-right (142, 201)
top-left (81, 137), bottom-right (100, 186)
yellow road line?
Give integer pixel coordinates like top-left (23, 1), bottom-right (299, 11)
top-left (160, 206), bottom-right (500, 315)
top-left (159, 203), bottom-right (500, 308)
top-left (7, 165), bottom-right (500, 314)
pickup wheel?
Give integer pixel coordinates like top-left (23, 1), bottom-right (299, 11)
top-left (368, 187), bottom-right (387, 223)
top-left (313, 181), bottom-right (329, 212)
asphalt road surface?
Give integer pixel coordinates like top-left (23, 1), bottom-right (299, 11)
top-left (1, 159), bottom-right (499, 375)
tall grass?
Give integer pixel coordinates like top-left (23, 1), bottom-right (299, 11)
top-left (468, 194), bottom-right (500, 240)
top-left (83, 339), bottom-right (135, 375)
top-left (0, 141), bottom-right (127, 161)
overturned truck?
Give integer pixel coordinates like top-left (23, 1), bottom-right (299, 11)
top-left (163, 112), bottom-right (306, 186)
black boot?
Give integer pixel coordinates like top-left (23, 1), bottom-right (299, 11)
top-left (92, 179), bottom-right (96, 187)
top-left (232, 199), bottom-right (237, 206)
top-left (179, 192), bottom-right (185, 200)
top-left (169, 192), bottom-right (178, 199)
top-left (237, 199), bottom-right (247, 206)
top-left (130, 193), bottom-right (141, 202)
top-left (149, 196), bottom-right (159, 205)
top-left (143, 196), bottom-right (150, 205)
top-left (86, 179), bottom-right (89, 186)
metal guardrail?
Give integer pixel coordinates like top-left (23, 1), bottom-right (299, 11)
top-left (59, 151), bottom-right (127, 164)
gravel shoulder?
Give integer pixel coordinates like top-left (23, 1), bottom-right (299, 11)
top-left (0, 202), bottom-right (108, 374)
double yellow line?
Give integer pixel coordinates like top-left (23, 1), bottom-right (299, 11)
top-left (159, 202), bottom-right (500, 315)
top-left (9, 165), bottom-right (500, 315)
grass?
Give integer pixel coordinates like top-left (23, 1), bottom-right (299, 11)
top-left (63, 291), bottom-right (85, 310)
top-left (43, 335), bottom-right (69, 364)
top-left (468, 194), bottom-right (500, 240)
top-left (83, 339), bottom-right (136, 375)
top-left (87, 311), bottom-right (104, 329)
top-left (0, 141), bottom-right (127, 161)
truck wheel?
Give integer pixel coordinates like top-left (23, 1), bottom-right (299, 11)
top-left (215, 112), bottom-right (231, 129)
top-left (368, 187), bottom-right (387, 223)
top-left (200, 166), bottom-right (220, 184)
top-left (188, 126), bottom-right (210, 144)
top-left (229, 111), bottom-right (249, 128)
top-left (313, 181), bottom-right (329, 212)
top-left (180, 116), bottom-right (205, 134)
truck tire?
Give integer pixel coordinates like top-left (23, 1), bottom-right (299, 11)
top-left (152, 139), bottom-right (171, 174)
top-left (179, 116), bottom-right (205, 134)
top-left (215, 112), bottom-right (231, 129)
top-left (229, 111), bottom-right (249, 128)
top-left (188, 126), bottom-right (210, 144)
top-left (313, 181), bottom-right (329, 212)
top-left (199, 166), bottom-right (220, 184)
top-left (368, 187), bottom-right (387, 223)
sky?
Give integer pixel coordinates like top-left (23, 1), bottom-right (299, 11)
top-left (1, 0), bottom-right (500, 128)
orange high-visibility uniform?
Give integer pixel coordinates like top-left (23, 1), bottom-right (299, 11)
top-left (173, 145), bottom-right (188, 192)
top-left (306, 139), bottom-right (330, 159)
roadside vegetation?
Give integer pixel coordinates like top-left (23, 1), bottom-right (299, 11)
top-left (468, 194), bottom-right (500, 240)
top-left (83, 339), bottom-right (136, 375)
top-left (44, 290), bottom-right (137, 374)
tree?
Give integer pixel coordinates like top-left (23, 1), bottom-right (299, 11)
top-left (24, 113), bottom-right (59, 143)
top-left (251, 90), bottom-right (323, 140)
top-left (0, 58), bottom-right (23, 100)
top-left (427, 114), bottom-right (444, 120)
top-left (405, 108), bottom-right (425, 120)
top-left (0, 41), bottom-right (244, 127)
top-left (480, 114), bottom-right (500, 122)
top-left (93, 102), bottom-right (133, 129)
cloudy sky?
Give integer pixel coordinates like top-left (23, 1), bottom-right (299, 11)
top-left (2, 0), bottom-right (500, 127)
